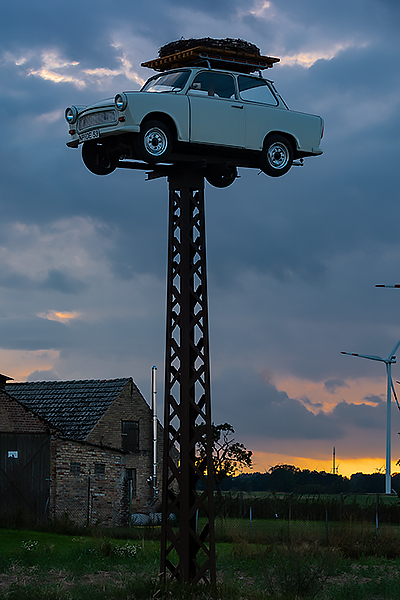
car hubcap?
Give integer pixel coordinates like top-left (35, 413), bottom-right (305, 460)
top-left (267, 142), bottom-right (289, 169)
top-left (144, 127), bottom-right (168, 156)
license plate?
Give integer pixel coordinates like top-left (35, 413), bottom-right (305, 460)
top-left (79, 129), bottom-right (100, 142)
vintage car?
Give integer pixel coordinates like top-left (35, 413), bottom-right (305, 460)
top-left (65, 65), bottom-right (323, 187)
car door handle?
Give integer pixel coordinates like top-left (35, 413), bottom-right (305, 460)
top-left (231, 104), bottom-right (244, 109)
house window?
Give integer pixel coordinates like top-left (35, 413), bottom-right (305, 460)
top-left (126, 468), bottom-right (136, 497)
top-left (122, 421), bottom-right (139, 452)
top-left (70, 461), bottom-right (81, 476)
top-left (94, 463), bottom-right (105, 476)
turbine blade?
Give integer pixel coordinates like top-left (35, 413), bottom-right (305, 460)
top-left (391, 377), bottom-right (400, 410)
top-left (341, 351), bottom-right (384, 362)
top-left (375, 284), bottom-right (400, 288)
top-left (386, 339), bottom-right (400, 361)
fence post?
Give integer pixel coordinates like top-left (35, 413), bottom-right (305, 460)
top-left (340, 492), bottom-right (343, 521)
top-left (376, 493), bottom-right (379, 538)
top-left (86, 469), bottom-right (91, 526)
top-left (129, 480), bottom-right (133, 527)
top-left (325, 507), bottom-right (329, 544)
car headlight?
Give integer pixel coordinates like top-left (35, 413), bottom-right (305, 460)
top-left (65, 106), bottom-right (78, 124)
top-left (115, 93), bottom-right (128, 111)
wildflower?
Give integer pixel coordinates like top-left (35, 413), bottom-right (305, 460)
top-left (21, 540), bottom-right (38, 551)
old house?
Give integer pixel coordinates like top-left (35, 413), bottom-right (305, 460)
top-left (0, 376), bottom-right (163, 526)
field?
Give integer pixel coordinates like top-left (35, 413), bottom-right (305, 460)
top-left (2, 518), bottom-right (400, 599)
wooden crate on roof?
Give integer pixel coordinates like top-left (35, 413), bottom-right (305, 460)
top-left (142, 45), bottom-right (280, 74)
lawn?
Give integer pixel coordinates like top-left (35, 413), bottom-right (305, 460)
top-left (1, 524), bottom-right (400, 599)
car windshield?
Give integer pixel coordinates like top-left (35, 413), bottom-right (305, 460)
top-left (141, 70), bottom-right (190, 93)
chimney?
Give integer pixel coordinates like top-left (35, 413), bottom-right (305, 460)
top-left (0, 374), bottom-right (14, 389)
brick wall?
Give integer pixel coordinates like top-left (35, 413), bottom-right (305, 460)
top-left (86, 381), bottom-right (163, 513)
top-left (52, 438), bottom-right (127, 526)
top-left (0, 391), bottom-right (49, 433)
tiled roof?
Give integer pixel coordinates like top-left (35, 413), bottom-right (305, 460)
top-left (6, 378), bottom-right (131, 441)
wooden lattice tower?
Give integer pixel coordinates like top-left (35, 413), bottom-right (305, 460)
top-left (160, 170), bottom-right (216, 584)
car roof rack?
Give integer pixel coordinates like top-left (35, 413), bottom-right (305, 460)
top-left (142, 45), bottom-right (280, 74)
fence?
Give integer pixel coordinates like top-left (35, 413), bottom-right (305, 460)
top-left (207, 491), bottom-right (400, 547)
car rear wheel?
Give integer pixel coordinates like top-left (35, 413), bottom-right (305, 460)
top-left (82, 141), bottom-right (118, 175)
top-left (260, 135), bottom-right (293, 177)
top-left (135, 120), bottom-right (173, 163)
top-left (205, 166), bottom-right (238, 188)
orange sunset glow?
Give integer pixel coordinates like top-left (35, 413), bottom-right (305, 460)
top-left (250, 451), bottom-right (397, 479)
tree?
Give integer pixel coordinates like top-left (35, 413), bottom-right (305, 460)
top-left (196, 422), bottom-right (253, 495)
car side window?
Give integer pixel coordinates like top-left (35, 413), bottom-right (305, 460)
top-left (189, 72), bottom-right (236, 99)
top-left (238, 76), bottom-right (278, 105)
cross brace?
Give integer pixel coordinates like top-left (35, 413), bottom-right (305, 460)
top-left (160, 171), bottom-right (216, 584)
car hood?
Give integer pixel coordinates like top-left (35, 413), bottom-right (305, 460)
top-left (79, 98), bottom-right (115, 113)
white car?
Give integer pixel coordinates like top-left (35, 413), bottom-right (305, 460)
top-left (65, 66), bottom-right (323, 187)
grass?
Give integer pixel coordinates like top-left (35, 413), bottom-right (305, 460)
top-left (2, 524), bottom-right (400, 599)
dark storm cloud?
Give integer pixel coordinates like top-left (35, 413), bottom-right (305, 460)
top-left (364, 395), bottom-right (384, 405)
top-left (0, 266), bottom-right (86, 294)
top-left (39, 269), bottom-right (87, 294)
top-left (0, 318), bottom-right (73, 351)
top-left (26, 369), bottom-right (59, 381)
top-left (324, 379), bottom-right (349, 394)
top-left (212, 367), bottom-right (342, 441)
top-left (212, 367), bottom-right (389, 445)
top-left (332, 400), bottom-right (386, 430)
top-left (0, 268), bottom-right (32, 290)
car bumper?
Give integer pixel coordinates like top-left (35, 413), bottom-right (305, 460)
top-left (66, 125), bottom-right (141, 148)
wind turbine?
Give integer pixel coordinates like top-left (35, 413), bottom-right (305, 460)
top-left (341, 339), bottom-right (400, 494)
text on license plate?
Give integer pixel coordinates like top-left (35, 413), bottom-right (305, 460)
top-left (79, 130), bottom-right (100, 142)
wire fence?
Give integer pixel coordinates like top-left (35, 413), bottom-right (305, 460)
top-left (208, 492), bottom-right (400, 546)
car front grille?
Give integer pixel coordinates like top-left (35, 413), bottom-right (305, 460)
top-left (78, 110), bottom-right (117, 131)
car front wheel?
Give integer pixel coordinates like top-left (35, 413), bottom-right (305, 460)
top-left (82, 141), bottom-right (118, 175)
top-left (260, 135), bottom-right (293, 177)
top-left (205, 166), bottom-right (238, 188)
top-left (135, 120), bottom-right (173, 163)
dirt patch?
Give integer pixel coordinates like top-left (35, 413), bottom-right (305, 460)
top-left (0, 565), bottom-right (137, 593)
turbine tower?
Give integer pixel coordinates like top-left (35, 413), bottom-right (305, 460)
top-left (341, 339), bottom-right (400, 494)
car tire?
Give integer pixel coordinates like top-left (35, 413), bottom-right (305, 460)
top-left (135, 120), bottom-right (173, 163)
top-left (82, 141), bottom-right (118, 175)
top-left (260, 135), bottom-right (293, 177)
top-left (205, 166), bottom-right (238, 188)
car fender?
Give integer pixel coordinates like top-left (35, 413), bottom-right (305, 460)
top-left (122, 92), bottom-right (190, 143)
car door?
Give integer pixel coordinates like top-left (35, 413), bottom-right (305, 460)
top-left (237, 75), bottom-right (283, 150)
top-left (188, 71), bottom-right (245, 148)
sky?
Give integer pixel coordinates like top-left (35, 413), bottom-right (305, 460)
top-left (1, 0), bottom-right (400, 479)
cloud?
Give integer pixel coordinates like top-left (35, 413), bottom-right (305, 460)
top-left (212, 367), bottom-right (342, 441)
top-left (0, 317), bottom-right (73, 351)
top-left (37, 310), bottom-right (81, 324)
top-left (324, 379), bottom-right (350, 394)
top-left (26, 368), bottom-right (59, 381)
top-left (39, 269), bottom-right (87, 294)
